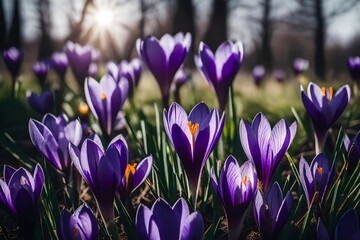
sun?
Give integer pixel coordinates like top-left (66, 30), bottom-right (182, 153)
top-left (94, 8), bottom-right (114, 29)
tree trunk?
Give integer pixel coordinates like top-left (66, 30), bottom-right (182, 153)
top-left (315, 0), bottom-right (325, 80)
top-left (6, 0), bottom-right (21, 48)
top-left (204, 0), bottom-right (228, 51)
top-left (0, 0), bottom-right (6, 50)
top-left (38, 0), bottom-right (54, 60)
top-left (259, 0), bottom-right (273, 71)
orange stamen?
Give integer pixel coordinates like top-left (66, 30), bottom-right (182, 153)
top-left (125, 163), bottom-right (137, 188)
top-left (101, 93), bottom-right (106, 100)
top-left (321, 87), bottom-right (326, 96)
top-left (329, 87), bottom-right (333, 101)
top-left (242, 176), bottom-right (248, 186)
top-left (317, 167), bottom-right (323, 175)
top-left (72, 228), bottom-right (79, 237)
top-left (187, 121), bottom-right (199, 147)
top-left (257, 180), bottom-right (264, 192)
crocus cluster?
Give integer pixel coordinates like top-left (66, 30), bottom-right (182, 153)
top-left (137, 32), bottom-right (191, 106)
top-left (211, 157), bottom-right (257, 240)
top-left (136, 198), bottom-right (204, 240)
top-left (239, 112), bottom-right (297, 190)
top-left (252, 65), bottom-right (265, 86)
top-left (195, 40), bottom-right (244, 111)
top-left (301, 82), bottom-right (350, 153)
top-left (163, 102), bottom-right (225, 197)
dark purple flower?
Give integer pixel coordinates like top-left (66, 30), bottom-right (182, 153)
top-left (274, 69), bottom-right (285, 82)
top-left (347, 56), bottom-right (360, 81)
top-left (299, 153), bottom-right (333, 208)
top-left (239, 112), bottom-right (297, 190)
top-left (301, 82), bottom-right (350, 153)
top-left (26, 90), bottom-right (54, 115)
top-left (195, 40), bottom-right (243, 111)
top-left (211, 157), bottom-right (257, 240)
top-left (58, 203), bottom-right (99, 240)
top-left (2, 47), bottom-right (23, 77)
top-left (335, 209), bottom-right (360, 240)
top-left (137, 32), bottom-right (191, 106)
top-left (84, 75), bottom-right (128, 136)
top-left (64, 41), bottom-right (93, 86)
top-left (118, 156), bottom-right (153, 201)
top-left (29, 114), bottom-right (83, 173)
top-left (317, 218), bottom-right (329, 240)
top-left (343, 131), bottom-right (360, 174)
top-left (293, 58), bottom-right (309, 76)
top-left (69, 134), bottom-right (132, 223)
top-left (252, 65), bottom-right (265, 86)
top-left (51, 52), bottom-right (68, 79)
top-left (163, 102), bottom-right (225, 196)
top-left (175, 69), bottom-right (190, 89)
top-left (136, 198), bottom-right (204, 240)
top-left (254, 182), bottom-right (292, 240)
top-left (32, 61), bottom-right (48, 86)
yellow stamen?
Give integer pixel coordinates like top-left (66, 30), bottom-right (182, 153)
top-left (317, 167), bottom-right (323, 175)
top-left (101, 93), bottom-right (106, 100)
top-left (242, 176), bottom-right (248, 186)
top-left (72, 228), bottom-right (79, 237)
top-left (321, 86), bottom-right (334, 102)
top-left (125, 163), bottom-right (137, 188)
top-left (329, 87), bottom-right (333, 101)
top-left (78, 102), bottom-right (89, 116)
top-left (187, 121), bottom-right (199, 147)
top-left (257, 180), bottom-right (264, 192)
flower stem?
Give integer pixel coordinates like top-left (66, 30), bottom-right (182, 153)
top-left (314, 130), bottom-right (327, 155)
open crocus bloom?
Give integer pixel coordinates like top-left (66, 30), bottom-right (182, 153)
top-left (58, 203), bottom-right (99, 240)
top-left (254, 182), bottom-right (292, 240)
top-left (136, 198), bottom-right (204, 240)
top-left (84, 74), bottom-right (128, 136)
top-left (239, 112), bottom-right (297, 190)
top-left (163, 102), bottom-right (225, 196)
top-left (299, 153), bottom-right (334, 208)
top-left (195, 40), bottom-right (243, 111)
top-left (301, 82), bottom-right (350, 153)
top-left (137, 32), bottom-right (191, 106)
top-left (211, 157), bottom-right (257, 240)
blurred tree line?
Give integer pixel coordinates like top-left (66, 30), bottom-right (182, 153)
top-left (1, 0), bottom-right (360, 80)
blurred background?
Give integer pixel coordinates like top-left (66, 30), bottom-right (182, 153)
top-left (1, 0), bottom-right (360, 80)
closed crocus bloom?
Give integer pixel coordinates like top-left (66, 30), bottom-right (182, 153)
top-left (301, 82), bottom-right (350, 154)
top-left (343, 131), bottom-right (360, 174)
top-left (51, 52), bottom-right (68, 79)
top-left (299, 153), bottom-right (333, 208)
top-left (118, 156), bottom-right (153, 201)
top-left (211, 157), bottom-right (257, 240)
top-left (137, 32), bottom-right (191, 106)
top-left (64, 41), bottom-right (93, 86)
top-left (26, 90), bottom-right (54, 115)
top-left (253, 182), bottom-right (292, 240)
top-left (293, 58), bottom-right (309, 76)
top-left (2, 47), bottom-right (23, 77)
top-left (239, 112), bottom-right (297, 190)
top-left (0, 164), bottom-right (44, 238)
top-left (163, 102), bottom-right (225, 197)
top-left (175, 69), bottom-right (190, 89)
top-left (335, 209), bottom-right (360, 240)
top-left (69, 134), bottom-right (126, 223)
top-left (274, 69), bottom-right (285, 82)
top-left (136, 198), bottom-right (204, 240)
top-left (29, 114), bottom-right (83, 173)
top-left (32, 61), bottom-right (48, 86)
top-left (85, 75), bottom-right (128, 136)
top-left (195, 40), bottom-right (243, 111)
top-left (58, 203), bottom-right (99, 240)
top-left (88, 62), bottom-right (98, 78)
top-left (252, 65), bottom-right (265, 86)
top-left (347, 56), bottom-right (360, 82)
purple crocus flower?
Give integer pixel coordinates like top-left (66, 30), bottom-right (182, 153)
top-left (335, 209), bottom-right (360, 239)
top-left (239, 112), bottom-right (297, 190)
top-left (69, 134), bottom-right (130, 223)
top-left (274, 69), bottom-right (285, 82)
top-left (32, 61), bottom-right (48, 86)
top-left (252, 65), bottom-right (265, 86)
top-left (301, 82), bottom-right (350, 154)
top-left (347, 56), bottom-right (360, 82)
top-left (84, 75), bottom-right (128, 136)
top-left (26, 90), bottom-right (54, 115)
top-left (137, 32), bottom-right (191, 106)
top-left (118, 156), bottom-right (153, 201)
top-left (0, 164), bottom-right (44, 237)
top-left (29, 114), bottom-right (83, 173)
top-left (163, 102), bottom-right (225, 197)
top-left (195, 40), bottom-right (243, 111)
top-left (175, 69), bottom-right (190, 89)
top-left (299, 153), bottom-right (333, 208)
top-left (343, 131), bottom-right (360, 174)
top-left (2, 47), bottom-right (23, 77)
top-left (51, 52), bottom-right (68, 79)
top-left (88, 62), bottom-right (98, 78)
top-left (253, 182), bottom-right (292, 240)
top-left (64, 41), bottom-right (93, 86)
top-left (136, 197), bottom-right (204, 240)
top-left (293, 58), bottom-right (309, 76)
top-left (58, 203), bottom-right (99, 240)
top-left (211, 157), bottom-right (257, 240)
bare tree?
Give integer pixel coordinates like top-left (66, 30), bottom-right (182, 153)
top-left (37, 0), bottom-right (54, 60)
top-left (0, 0), bottom-right (5, 50)
top-left (6, 0), bottom-right (21, 48)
